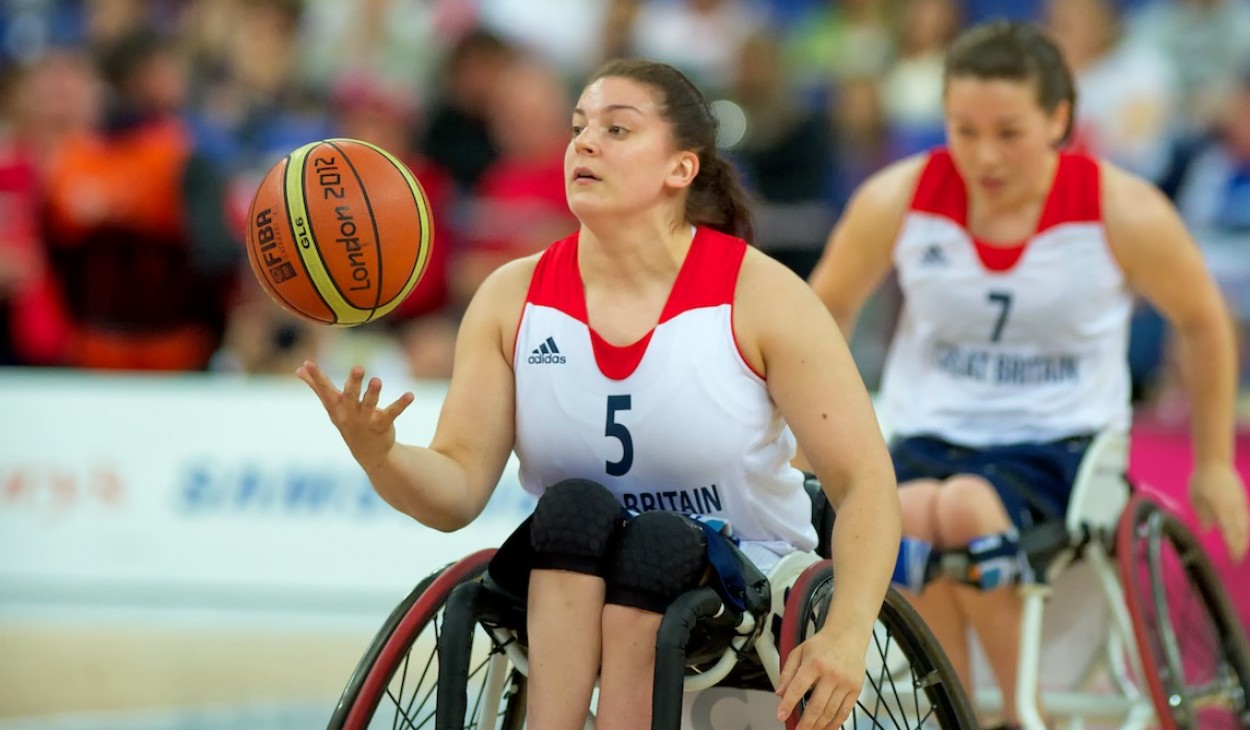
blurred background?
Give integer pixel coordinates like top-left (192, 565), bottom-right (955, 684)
top-left (0, 0), bottom-right (1246, 727)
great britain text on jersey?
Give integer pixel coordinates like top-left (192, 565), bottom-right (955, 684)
top-left (620, 483), bottom-right (723, 515)
top-left (933, 342), bottom-right (1080, 386)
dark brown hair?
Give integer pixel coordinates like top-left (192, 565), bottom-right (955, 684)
top-left (944, 21), bottom-right (1077, 145)
top-left (588, 58), bottom-right (755, 243)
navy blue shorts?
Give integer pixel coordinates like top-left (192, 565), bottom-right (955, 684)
top-left (890, 434), bottom-right (1093, 530)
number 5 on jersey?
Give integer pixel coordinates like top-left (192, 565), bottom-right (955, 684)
top-left (605, 395), bottom-right (633, 477)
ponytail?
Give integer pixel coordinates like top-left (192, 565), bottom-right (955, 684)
top-left (688, 154), bottom-right (755, 244)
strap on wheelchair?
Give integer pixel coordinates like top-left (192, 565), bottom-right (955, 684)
top-left (691, 519), bottom-right (770, 617)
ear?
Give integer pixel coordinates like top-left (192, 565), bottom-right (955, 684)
top-left (666, 150), bottom-right (700, 190)
top-left (1048, 99), bottom-right (1072, 146)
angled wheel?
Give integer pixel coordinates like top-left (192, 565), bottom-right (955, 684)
top-left (326, 549), bottom-right (528, 729)
top-left (1118, 494), bottom-right (1250, 730)
top-left (779, 560), bottom-right (978, 729)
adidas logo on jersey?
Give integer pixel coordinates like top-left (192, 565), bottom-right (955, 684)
top-left (528, 336), bottom-right (566, 365)
top-left (921, 244), bottom-right (947, 266)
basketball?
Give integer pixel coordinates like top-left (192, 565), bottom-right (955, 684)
top-left (245, 138), bottom-right (434, 326)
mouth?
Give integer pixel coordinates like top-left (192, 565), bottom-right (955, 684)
top-left (571, 166), bottom-right (600, 183)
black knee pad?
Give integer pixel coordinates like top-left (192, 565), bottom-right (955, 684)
top-left (606, 512), bottom-right (707, 613)
top-left (530, 479), bottom-right (626, 576)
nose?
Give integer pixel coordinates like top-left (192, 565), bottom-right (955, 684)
top-left (573, 128), bottom-right (598, 156)
top-left (972, 138), bottom-right (1002, 168)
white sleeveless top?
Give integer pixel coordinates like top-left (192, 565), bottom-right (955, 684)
top-left (879, 150), bottom-right (1133, 446)
top-left (513, 227), bottom-right (817, 562)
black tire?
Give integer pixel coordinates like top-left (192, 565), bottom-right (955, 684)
top-left (326, 549), bottom-right (527, 729)
top-left (780, 560), bottom-right (979, 729)
top-left (1117, 495), bottom-right (1250, 730)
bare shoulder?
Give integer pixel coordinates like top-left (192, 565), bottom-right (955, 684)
top-left (1099, 160), bottom-right (1182, 238)
top-left (1095, 158), bottom-right (1211, 300)
top-left (474, 253), bottom-right (541, 310)
top-left (738, 246), bottom-right (813, 305)
top-left (462, 253), bottom-right (542, 356)
top-left (736, 248), bottom-right (837, 346)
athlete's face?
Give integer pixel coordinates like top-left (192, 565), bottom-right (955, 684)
top-left (565, 76), bottom-right (698, 221)
top-left (943, 76), bottom-right (1069, 206)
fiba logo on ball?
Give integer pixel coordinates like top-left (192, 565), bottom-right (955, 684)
top-left (245, 137), bottom-right (435, 326)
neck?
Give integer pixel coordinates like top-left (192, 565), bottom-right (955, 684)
top-left (577, 212), bottom-right (694, 290)
top-left (975, 151), bottom-right (1059, 219)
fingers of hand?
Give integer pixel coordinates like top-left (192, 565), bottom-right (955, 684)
top-left (1220, 506), bottom-right (1250, 562)
top-left (384, 392), bottom-right (416, 422)
top-left (777, 663), bottom-right (817, 722)
top-left (1194, 496), bottom-right (1215, 530)
top-left (297, 361), bottom-right (341, 409)
top-left (795, 681), bottom-right (835, 730)
top-left (827, 691), bottom-right (857, 729)
top-left (342, 366), bottom-right (366, 403)
top-left (361, 377), bottom-right (383, 412)
top-left (776, 646), bottom-right (803, 702)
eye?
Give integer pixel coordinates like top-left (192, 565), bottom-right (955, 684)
top-left (608, 125), bottom-right (627, 136)
top-left (570, 124), bottom-right (584, 137)
top-left (954, 127), bottom-right (976, 139)
top-left (999, 129), bottom-right (1021, 140)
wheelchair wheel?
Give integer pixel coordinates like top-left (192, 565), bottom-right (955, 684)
top-left (1117, 494), bottom-right (1250, 730)
top-left (779, 560), bottom-right (978, 729)
top-left (326, 549), bottom-right (527, 730)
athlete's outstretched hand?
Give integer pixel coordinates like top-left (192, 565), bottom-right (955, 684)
top-left (1190, 462), bottom-right (1250, 563)
top-left (296, 360), bottom-right (415, 470)
top-left (776, 628), bottom-right (865, 729)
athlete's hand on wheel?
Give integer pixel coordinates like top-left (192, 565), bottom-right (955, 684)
top-left (296, 360), bottom-right (415, 470)
top-left (776, 629), bottom-right (865, 729)
top-left (1190, 462), bottom-right (1250, 563)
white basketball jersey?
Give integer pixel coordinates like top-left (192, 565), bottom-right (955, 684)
top-left (513, 227), bottom-right (817, 560)
top-left (880, 150), bottom-right (1133, 446)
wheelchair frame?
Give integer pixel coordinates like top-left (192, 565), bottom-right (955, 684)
top-left (326, 499), bottom-right (979, 729)
top-left (968, 430), bottom-right (1250, 730)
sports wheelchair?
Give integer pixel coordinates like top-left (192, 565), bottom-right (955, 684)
top-left (956, 429), bottom-right (1250, 730)
top-left (325, 478), bottom-right (979, 729)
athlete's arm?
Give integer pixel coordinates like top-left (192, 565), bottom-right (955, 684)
top-left (1101, 163), bottom-right (1248, 560)
top-left (808, 156), bottom-right (922, 338)
top-left (736, 250), bottom-right (901, 727)
top-left (299, 257), bottom-right (535, 532)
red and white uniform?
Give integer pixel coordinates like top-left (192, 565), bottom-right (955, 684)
top-left (513, 227), bottom-right (817, 566)
top-left (880, 150), bottom-right (1134, 446)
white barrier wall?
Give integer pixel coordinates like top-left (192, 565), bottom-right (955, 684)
top-left (0, 369), bottom-right (534, 617)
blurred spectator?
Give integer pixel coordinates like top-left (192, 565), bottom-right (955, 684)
top-left (209, 285), bottom-right (325, 376)
top-left (1125, 0), bottom-right (1250, 131)
top-left (0, 61), bottom-right (65, 366)
top-left (625, 0), bottom-right (770, 96)
top-left (880, 0), bottom-right (960, 156)
top-left (727, 30), bottom-right (836, 279)
top-left (1050, 0), bottom-right (1179, 181)
top-left (829, 74), bottom-right (895, 208)
top-left (40, 28), bottom-right (240, 370)
top-left (184, 0), bottom-right (332, 236)
top-left (827, 73), bottom-right (901, 387)
top-left (783, 0), bottom-right (895, 98)
top-left (1158, 67), bottom-right (1250, 386)
top-left (328, 72), bottom-right (459, 380)
top-left (478, 0), bottom-right (610, 77)
top-left (417, 28), bottom-right (515, 192)
top-left (299, 0), bottom-right (448, 94)
top-left (457, 55), bottom-right (576, 304)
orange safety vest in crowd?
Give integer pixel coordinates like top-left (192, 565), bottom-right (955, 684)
top-left (42, 118), bottom-right (221, 371)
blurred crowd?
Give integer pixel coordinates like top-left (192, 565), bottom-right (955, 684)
top-left (0, 0), bottom-right (1247, 410)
